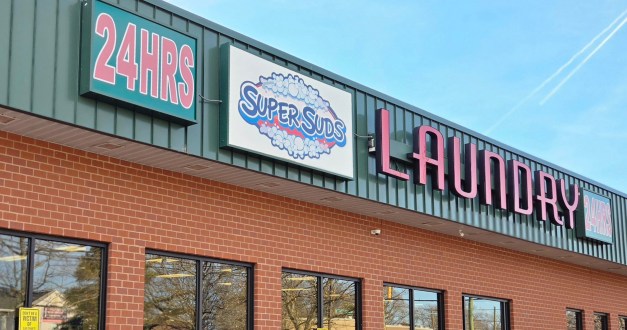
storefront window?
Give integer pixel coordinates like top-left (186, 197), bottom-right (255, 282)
top-left (144, 252), bottom-right (251, 330)
top-left (566, 309), bottom-right (583, 330)
top-left (384, 286), bottom-right (410, 329)
top-left (383, 285), bottom-right (443, 330)
top-left (144, 254), bottom-right (197, 329)
top-left (0, 234), bottom-right (28, 330)
top-left (282, 270), bottom-right (360, 330)
top-left (594, 313), bottom-right (608, 330)
top-left (0, 232), bottom-right (105, 330)
top-left (201, 262), bottom-right (249, 329)
top-left (323, 278), bottom-right (357, 329)
top-left (463, 295), bottom-right (510, 330)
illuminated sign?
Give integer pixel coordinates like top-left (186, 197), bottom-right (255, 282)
top-left (220, 45), bottom-right (354, 178)
top-left (577, 190), bottom-right (613, 243)
top-left (80, 0), bottom-right (197, 124)
top-left (375, 108), bottom-right (583, 229)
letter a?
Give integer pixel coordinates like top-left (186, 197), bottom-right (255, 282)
top-left (411, 125), bottom-right (445, 190)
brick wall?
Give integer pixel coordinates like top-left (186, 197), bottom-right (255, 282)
top-left (0, 130), bottom-right (626, 329)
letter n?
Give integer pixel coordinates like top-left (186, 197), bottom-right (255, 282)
top-left (448, 136), bottom-right (477, 198)
top-left (479, 150), bottom-right (507, 210)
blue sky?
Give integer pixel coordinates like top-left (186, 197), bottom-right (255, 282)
top-left (165, 0), bottom-right (627, 194)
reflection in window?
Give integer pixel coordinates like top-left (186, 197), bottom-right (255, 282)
top-left (566, 309), bottom-right (583, 330)
top-left (0, 232), bottom-right (105, 330)
top-left (282, 272), bottom-right (317, 330)
top-left (463, 295), bottom-right (510, 330)
top-left (0, 234), bottom-right (28, 330)
top-left (201, 263), bottom-right (248, 329)
top-left (414, 290), bottom-right (440, 329)
top-left (620, 316), bottom-right (626, 330)
top-left (33, 239), bottom-right (103, 330)
top-left (384, 287), bottom-right (410, 329)
top-left (281, 270), bottom-right (360, 330)
top-left (144, 254), bottom-right (197, 329)
top-left (384, 285), bottom-right (442, 330)
top-left (144, 252), bottom-right (251, 330)
top-left (594, 313), bottom-right (608, 330)
top-left (323, 278), bottom-right (356, 329)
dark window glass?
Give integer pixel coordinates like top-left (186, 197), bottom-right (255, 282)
top-left (201, 263), bottom-right (248, 329)
top-left (144, 252), bottom-right (251, 330)
top-left (0, 234), bottom-right (28, 330)
top-left (33, 240), bottom-right (103, 330)
top-left (619, 316), bottom-right (626, 330)
top-left (282, 273), bottom-right (318, 330)
top-left (0, 232), bottom-right (105, 330)
top-left (144, 254), bottom-right (197, 329)
top-left (463, 295), bottom-right (510, 330)
top-left (594, 313), bottom-right (608, 330)
top-left (414, 290), bottom-right (440, 329)
top-left (383, 285), bottom-right (442, 330)
top-left (566, 309), bottom-right (583, 330)
top-left (281, 271), bottom-right (359, 330)
top-left (384, 287), bottom-right (410, 329)
top-left (323, 278), bottom-right (356, 329)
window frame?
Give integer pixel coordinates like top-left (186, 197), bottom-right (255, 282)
top-left (462, 294), bottom-right (511, 330)
top-left (282, 268), bottom-right (362, 330)
top-left (0, 229), bottom-right (108, 329)
top-left (594, 312), bottom-right (609, 330)
top-left (619, 315), bottom-right (627, 330)
top-left (145, 249), bottom-right (254, 330)
top-left (383, 282), bottom-right (445, 330)
top-left (566, 308), bottom-right (583, 330)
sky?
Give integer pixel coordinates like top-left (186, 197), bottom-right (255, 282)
top-left (165, 0), bottom-right (627, 194)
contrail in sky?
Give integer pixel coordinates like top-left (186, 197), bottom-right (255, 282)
top-left (484, 10), bottom-right (627, 135)
top-left (539, 14), bottom-right (627, 105)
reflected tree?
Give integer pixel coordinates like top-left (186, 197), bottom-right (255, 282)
top-left (61, 248), bottom-right (102, 330)
top-left (414, 305), bottom-right (439, 329)
top-left (323, 279), bottom-right (356, 330)
top-left (33, 241), bottom-right (103, 330)
top-left (384, 293), bottom-right (409, 328)
top-left (282, 273), bottom-right (317, 330)
top-left (201, 263), bottom-right (248, 329)
top-left (144, 256), bottom-right (197, 330)
top-left (0, 235), bottom-right (28, 308)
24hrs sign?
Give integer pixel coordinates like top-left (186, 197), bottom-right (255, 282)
top-left (80, 0), bottom-right (197, 124)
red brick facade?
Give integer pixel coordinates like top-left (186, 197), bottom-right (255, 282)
top-left (1, 130), bottom-right (626, 329)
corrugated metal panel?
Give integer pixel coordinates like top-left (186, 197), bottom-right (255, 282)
top-left (0, 0), bottom-right (10, 105)
top-left (1, 0), bottom-right (626, 264)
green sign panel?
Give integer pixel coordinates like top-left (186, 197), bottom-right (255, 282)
top-left (80, 0), bottom-right (197, 124)
top-left (576, 190), bottom-right (613, 244)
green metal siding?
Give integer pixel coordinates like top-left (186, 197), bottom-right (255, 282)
top-left (1, 0), bottom-right (626, 265)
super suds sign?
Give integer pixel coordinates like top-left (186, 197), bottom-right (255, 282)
top-left (80, 0), bottom-right (196, 123)
top-left (221, 45), bottom-right (354, 178)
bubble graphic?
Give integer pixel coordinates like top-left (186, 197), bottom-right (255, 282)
top-left (241, 72), bottom-right (345, 160)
